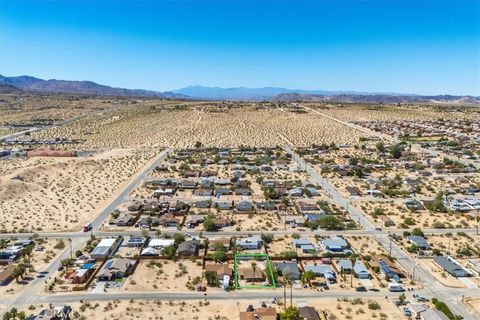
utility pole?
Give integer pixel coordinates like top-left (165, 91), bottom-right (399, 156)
top-left (389, 238), bottom-right (392, 257)
top-left (68, 238), bottom-right (73, 260)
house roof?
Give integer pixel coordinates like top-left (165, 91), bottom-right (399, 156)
top-left (433, 256), bottom-right (471, 276)
top-left (239, 307), bottom-right (277, 320)
top-left (323, 236), bottom-right (348, 248)
top-left (304, 264), bottom-right (333, 274)
top-left (353, 261), bottom-right (370, 275)
top-left (298, 306), bottom-right (321, 320)
top-left (338, 259), bottom-right (353, 270)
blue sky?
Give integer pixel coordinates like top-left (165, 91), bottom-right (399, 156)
top-left (1, 0), bottom-right (479, 95)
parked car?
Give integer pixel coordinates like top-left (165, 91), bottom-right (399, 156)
top-left (403, 307), bottom-right (411, 317)
top-left (355, 286), bottom-right (367, 292)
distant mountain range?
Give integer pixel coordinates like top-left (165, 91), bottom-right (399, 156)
top-left (1, 75), bottom-right (478, 104)
top-left (0, 75), bottom-right (187, 99)
top-left (172, 85), bottom-right (480, 104)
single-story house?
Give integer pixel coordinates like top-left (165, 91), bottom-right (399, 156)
top-left (321, 236), bottom-right (350, 254)
top-left (353, 261), bottom-right (371, 279)
top-left (97, 258), bottom-right (136, 281)
top-left (304, 264), bottom-right (336, 281)
top-left (285, 215), bottom-right (305, 227)
top-left (0, 265), bottom-right (14, 286)
top-left (204, 263), bottom-right (233, 280)
top-left (235, 201), bottom-right (255, 213)
top-left (298, 306), bottom-right (320, 320)
top-left (338, 259), bottom-right (353, 273)
top-left (236, 236), bottom-right (263, 250)
top-left (433, 256), bottom-right (471, 278)
top-left (91, 238), bottom-right (119, 261)
top-left (407, 236), bottom-right (431, 250)
top-left (239, 307), bottom-right (277, 320)
top-left (275, 261), bottom-right (301, 280)
top-left (125, 237), bottom-right (147, 248)
top-left (177, 240), bottom-right (200, 256)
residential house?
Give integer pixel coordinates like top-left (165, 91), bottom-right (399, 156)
top-left (371, 255), bottom-right (405, 280)
top-left (353, 261), bottom-right (371, 279)
top-left (97, 258), bottom-right (136, 281)
top-left (177, 240), bottom-right (200, 256)
top-left (214, 218), bottom-right (233, 229)
top-left (0, 265), bottom-right (13, 286)
top-left (215, 201), bottom-right (234, 211)
top-left (238, 266), bottom-right (265, 282)
top-left (136, 217), bottom-right (159, 229)
top-left (275, 261), bottom-right (301, 280)
top-left (346, 186), bottom-right (361, 196)
top-left (115, 213), bottom-right (136, 227)
top-left (204, 263), bottom-right (233, 280)
top-left (236, 236), bottom-right (263, 250)
top-left (298, 306), bottom-right (321, 320)
top-left (239, 307), bottom-right (277, 320)
top-left (285, 215), bottom-right (305, 228)
top-left (433, 256), bottom-right (471, 277)
top-left (125, 237), bottom-right (147, 248)
top-left (193, 200), bottom-right (211, 209)
top-left (304, 264), bottom-right (336, 282)
top-left (185, 215), bottom-right (206, 228)
top-left (235, 188), bottom-right (252, 196)
top-left (208, 238), bottom-right (231, 251)
top-left (158, 213), bottom-right (180, 227)
top-left (407, 236), bottom-right (431, 250)
top-left (338, 259), bottom-right (353, 273)
top-left (321, 236), bottom-right (351, 254)
top-left (215, 188), bottom-right (232, 196)
top-left (235, 200), bottom-right (255, 213)
top-left (288, 188), bottom-right (303, 197)
top-left (91, 238), bottom-right (119, 261)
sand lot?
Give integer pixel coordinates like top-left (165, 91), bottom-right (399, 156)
top-left (0, 148), bottom-right (157, 232)
top-left (28, 105), bottom-right (364, 149)
top-left (124, 259), bottom-right (204, 292)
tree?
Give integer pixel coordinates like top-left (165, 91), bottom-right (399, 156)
top-left (261, 233), bottom-right (274, 244)
top-left (203, 217), bottom-right (217, 232)
top-left (21, 243), bottom-right (34, 266)
top-left (212, 250), bottom-right (226, 262)
top-left (2, 308), bottom-right (26, 320)
top-left (173, 233), bottom-right (185, 245)
top-left (155, 229), bottom-right (161, 239)
top-left (251, 262), bottom-right (257, 284)
top-left (390, 143), bottom-right (403, 159)
top-left (12, 263), bottom-right (26, 283)
top-left (204, 271), bottom-right (219, 286)
top-left (301, 270), bottom-right (315, 284)
top-left (317, 216), bottom-right (344, 230)
top-left (411, 227), bottom-right (424, 237)
top-left (195, 141), bottom-right (202, 148)
top-left (280, 306), bottom-right (300, 320)
top-left (162, 246), bottom-right (176, 259)
top-left (399, 293), bottom-right (406, 303)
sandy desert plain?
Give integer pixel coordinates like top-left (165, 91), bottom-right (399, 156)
top-left (1, 93), bottom-right (480, 320)
top-left (1, 95), bottom-right (479, 234)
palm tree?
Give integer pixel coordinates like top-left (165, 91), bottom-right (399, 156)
top-left (251, 262), bottom-right (257, 285)
top-left (349, 254), bottom-right (357, 288)
top-left (283, 272), bottom-right (293, 308)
